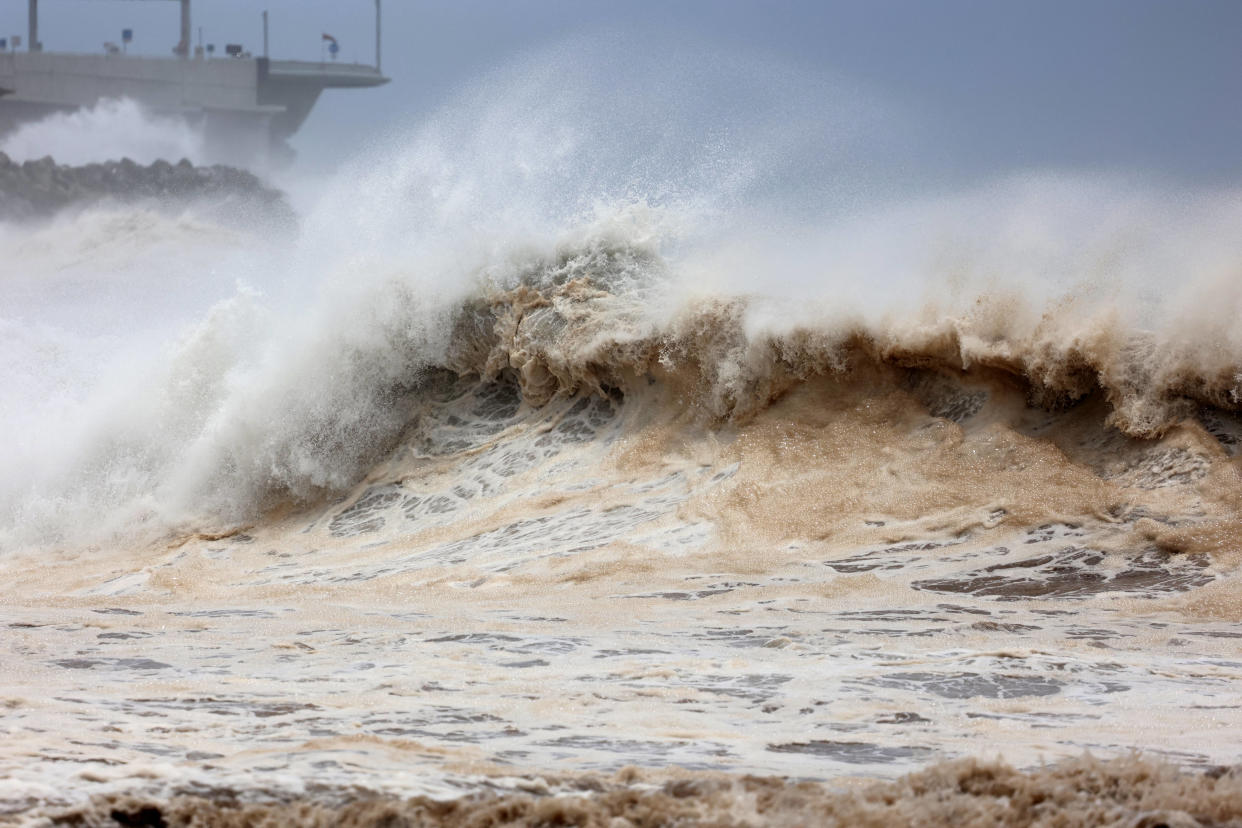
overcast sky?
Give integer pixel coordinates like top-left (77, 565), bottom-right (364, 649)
top-left (3, 0), bottom-right (1239, 180)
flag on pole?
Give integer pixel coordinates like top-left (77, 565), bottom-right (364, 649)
top-left (322, 34), bottom-right (337, 44)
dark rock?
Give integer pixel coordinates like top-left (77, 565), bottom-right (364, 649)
top-left (0, 154), bottom-right (295, 230)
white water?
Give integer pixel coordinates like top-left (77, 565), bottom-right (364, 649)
top-left (1, 44), bottom-right (1241, 550)
top-left (0, 98), bottom-right (206, 166)
top-left (2, 44), bottom-right (1242, 822)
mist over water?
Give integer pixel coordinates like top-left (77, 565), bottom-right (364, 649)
top-left (3, 36), bottom-right (1242, 823)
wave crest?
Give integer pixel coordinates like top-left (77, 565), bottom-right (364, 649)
top-left (450, 241), bottom-right (1242, 438)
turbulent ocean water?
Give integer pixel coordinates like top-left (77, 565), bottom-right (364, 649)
top-left (2, 50), bottom-right (1242, 826)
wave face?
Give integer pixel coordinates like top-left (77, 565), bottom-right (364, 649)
top-left (2, 42), bottom-right (1242, 822)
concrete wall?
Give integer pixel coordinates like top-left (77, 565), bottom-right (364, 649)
top-left (0, 52), bottom-right (260, 113)
top-left (0, 51), bottom-right (384, 166)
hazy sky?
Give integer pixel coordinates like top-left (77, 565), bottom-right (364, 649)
top-left (3, 0), bottom-right (1239, 179)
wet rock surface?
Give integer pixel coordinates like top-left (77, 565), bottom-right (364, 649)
top-left (0, 152), bottom-right (293, 226)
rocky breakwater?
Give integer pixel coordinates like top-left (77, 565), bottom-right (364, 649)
top-left (0, 153), bottom-right (294, 228)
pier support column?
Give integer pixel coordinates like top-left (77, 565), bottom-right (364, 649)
top-left (28, 0), bottom-right (39, 52)
top-left (178, 0), bottom-right (191, 57)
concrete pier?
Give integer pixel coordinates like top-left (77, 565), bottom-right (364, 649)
top-left (0, 1), bottom-right (388, 164)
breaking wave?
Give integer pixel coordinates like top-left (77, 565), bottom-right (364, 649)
top-left (47, 754), bottom-right (1242, 828)
top-left (4, 178), bottom-right (1242, 551)
top-left (4, 44), bottom-right (1238, 556)
top-left (0, 97), bottom-right (206, 166)
top-left (4, 41), bottom-right (1242, 824)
